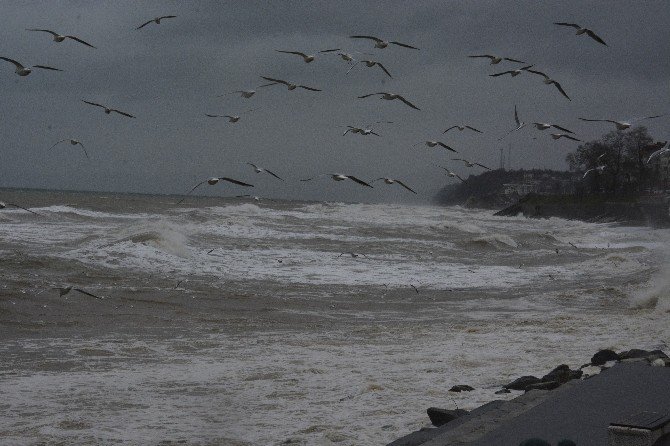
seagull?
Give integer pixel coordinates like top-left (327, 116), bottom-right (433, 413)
top-left (554, 22), bottom-right (607, 46)
top-left (346, 60), bottom-right (392, 78)
top-left (499, 105), bottom-right (526, 140)
top-left (275, 48), bottom-right (340, 63)
top-left (343, 126), bottom-right (381, 136)
top-left (533, 122), bottom-right (574, 133)
top-left (50, 139), bottom-right (88, 158)
top-left (452, 158), bottom-right (492, 170)
top-left (136, 15), bottom-right (177, 30)
top-left (218, 89), bottom-right (258, 98)
top-left (0, 56), bottom-right (62, 76)
top-left (350, 35), bottom-right (419, 50)
top-left (550, 133), bottom-right (581, 141)
top-left (583, 165), bottom-right (606, 178)
top-left (26, 29), bottom-right (96, 48)
top-left (56, 286), bottom-right (102, 299)
top-left (358, 92), bottom-right (420, 110)
top-left (372, 178), bottom-right (417, 194)
top-left (260, 76), bottom-right (321, 91)
top-left (82, 100), bottom-right (135, 118)
top-left (300, 174), bottom-right (373, 188)
top-left (205, 110), bottom-right (254, 123)
top-left (338, 252), bottom-right (369, 258)
top-left (436, 166), bottom-right (465, 182)
top-left (468, 54), bottom-right (526, 64)
top-left (246, 163), bottom-right (284, 181)
top-left (647, 143), bottom-right (670, 164)
top-left (177, 177), bottom-right (254, 204)
top-left (578, 115), bottom-right (666, 131)
top-left (489, 65), bottom-right (533, 77)
top-left (443, 125), bottom-right (483, 134)
top-left (524, 69), bottom-right (571, 100)
top-left (0, 201), bottom-right (39, 215)
top-left (415, 141), bottom-right (458, 153)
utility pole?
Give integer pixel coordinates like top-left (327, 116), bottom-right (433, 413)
top-left (500, 146), bottom-right (505, 170)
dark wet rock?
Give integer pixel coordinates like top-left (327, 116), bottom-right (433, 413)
top-left (495, 388), bottom-right (511, 394)
top-left (541, 364), bottom-right (582, 384)
top-left (449, 384), bottom-right (474, 392)
top-left (618, 348), bottom-right (669, 361)
top-left (525, 380), bottom-right (561, 392)
top-left (591, 349), bottom-right (619, 365)
top-left (427, 407), bottom-right (469, 426)
top-left (504, 375), bottom-right (541, 391)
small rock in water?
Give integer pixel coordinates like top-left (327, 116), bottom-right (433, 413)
top-left (495, 388), bottom-right (511, 394)
top-left (448, 384), bottom-right (474, 392)
top-left (591, 349), bottom-right (619, 365)
top-left (504, 376), bottom-right (541, 391)
top-left (426, 407), bottom-right (469, 426)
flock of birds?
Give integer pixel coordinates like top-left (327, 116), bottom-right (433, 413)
top-left (1, 14), bottom-right (669, 213)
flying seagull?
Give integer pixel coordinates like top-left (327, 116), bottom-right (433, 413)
top-left (499, 105), bottom-right (526, 140)
top-left (436, 166), bottom-right (465, 182)
top-left (343, 126), bottom-right (381, 136)
top-left (468, 54), bottom-right (526, 64)
top-left (524, 68), bottom-right (571, 100)
top-left (275, 48), bottom-right (340, 63)
top-left (26, 29), bottom-right (96, 48)
top-left (260, 76), bottom-right (321, 91)
top-left (0, 56), bottom-right (62, 76)
top-left (300, 174), bottom-right (373, 188)
top-left (56, 286), bottom-right (103, 299)
top-left (646, 142), bottom-right (669, 164)
top-left (554, 22), bottom-right (607, 46)
top-left (246, 163), bottom-right (284, 181)
top-left (177, 177), bottom-right (254, 204)
top-left (0, 201), bottom-right (39, 215)
top-left (578, 115), bottom-right (666, 131)
top-left (533, 122), bottom-right (574, 133)
top-left (205, 110), bottom-right (254, 123)
top-left (443, 125), bottom-right (483, 134)
top-left (415, 141), bottom-right (458, 153)
top-left (452, 158), bottom-right (492, 170)
top-left (349, 35), bottom-right (419, 50)
top-left (346, 59), bottom-right (392, 78)
top-left (218, 89), bottom-right (260, 98)
top-left (50, 139), bottom-right (88, 158)
top-left (489, 65), bottom-right (533, 77)
top-left (137, 15), bottom-right (177, 30)
top-left (372, 178), bottom-right (417, 194)
top-left (550, 133), bottom-right (581, 141)
top-left (82, 100), bottom-right (135, 118)
top-left (583, 165), bottom-right (606, 179)
top-left (358, 92), bottom-right (420, 110)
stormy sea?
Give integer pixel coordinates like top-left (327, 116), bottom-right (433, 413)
top-left (1, 188), bottom-right (668, 445)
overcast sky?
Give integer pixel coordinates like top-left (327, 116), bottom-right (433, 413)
top-left (1, 1), bottom-right (668, 203)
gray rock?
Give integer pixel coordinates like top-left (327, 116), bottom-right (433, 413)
top-left (495, 388), bottom-right (511, 394)
top-left (504, 376), bottom-right (542, 391)
top-left (427, 407), bottom-right (469, 427)
top-left (591, 349), bottom-right (619, 365)
top-left (449, 384), bottom-right (474, 392)
top-left (541, 364), bottom-right (582, 384)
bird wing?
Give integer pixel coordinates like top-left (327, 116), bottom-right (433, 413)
top-left (343, 128), bottom-right (353, 136)
top-left (261, 76), bottom-right (290, 86)
top-left (66, 35), bottom-right (96, 48)
top-left (454, 173), bottom-right (465, 182)
top-left (82, 100), bottom-right (106, 109)
top-left (0, 56), bottom-right (24, 69)
top-left (489, 70), bottom-right (516, 77)
top-left (474, 163), bottom-right (492, 170)
top-left (524, 68), bottom-right (549, 78)
top-left (468, 55), bottom-right (495, 59)
top-left (346, 60), bottom-right (361, 75)
top-left (345, 175), bottom-right (374, 188)
top-left (579, 118), bottom-right (616, 124)
top-left (443, 126), bottom-right (458, 133)
top-left (32, 65), bottom-right (63, 71)
top-left (452, 158), bottom-right (467, 163)
top-left (647, 148), bottom-right (670, 164)
top-left (551, 81), bottom-right (571, 101)
top-left (514, 105), bottom-right (521, 126)
top-left (205, 114), bottom-right (223, 117)
top-left (26, 28), bottom-right (59, 36)
top-left (350, 35), bottom-right (383, 43)
top-left (159, 15), bottom-right (177, 20)
top-left (437, 142), bottom-right (458, 153)
top-left (50, 139), bottom-right (68, 149)
top-left (276, 50), bottom-right (309, 58)
top-left (370, 131), bottom-right (381, 136)
top-left (375, 62), bottom-right (393, 78)
top-left (586, 29), bottom-right (607, 46)
top-left (390, 41), bottom-right (419, 50)
top-left (395, 180), bottom-right (417, 194)
top-left (637, 114), bottom-right (666, 121)
top-left (583, 168), bottom-right (595, 179)
top-left (264, 169), bottom-right (284, 181)
top-left (465, 126), bottom-right (483, 133)
top-left (176, 181), bottom-right (207, 204)
top-left (557, 134), bottom-right (580, 141)
top-left (396, 95), bottom-right (420, 110)
top-left (7, 203), bottom-right (39, 215)
top-left (357, 92), bottom-right (385, 99)
top-left (77, 142), bottom-right (90, 158)
top-left (219, 177), bottom-right (254, 187)
top-left (554, 22), bottom-right (581, 29)
top-left (503, 57), bottom-right (526, 63)
top-left (136, 20), bottom-right (154, 30)
top-left (246, 162), bottom-right (259, 170)
top-left (111, 109), bottom-right (135, 118)
top-left (74, 288), bottom-right (103, 299)
top-left (319, 48), bottom-right (341, 53)
top-left (297, 85), bottom-right (322, 91)
top-left (552, 124), bottom-right (574, 133)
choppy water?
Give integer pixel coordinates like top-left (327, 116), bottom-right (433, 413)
top-left (0, 188), bottom-right (668, 445)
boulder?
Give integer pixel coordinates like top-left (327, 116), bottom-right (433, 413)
top-left (504, 375), bottom-right (541, 391)
top-left (618, 349), bottom-right (668, 361)
top-left (526, 380), bottom-right (561, 392)
top-left (448, 384), bottom-right (474, 392)
top-left (426, 407), bottom-right (469, 427)
top-left (495, 388), bottom-right (511, 394)
top-left (591, 349), bottom-right (619, 365)
top-left (541, 364), bottom-right (582, 384)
